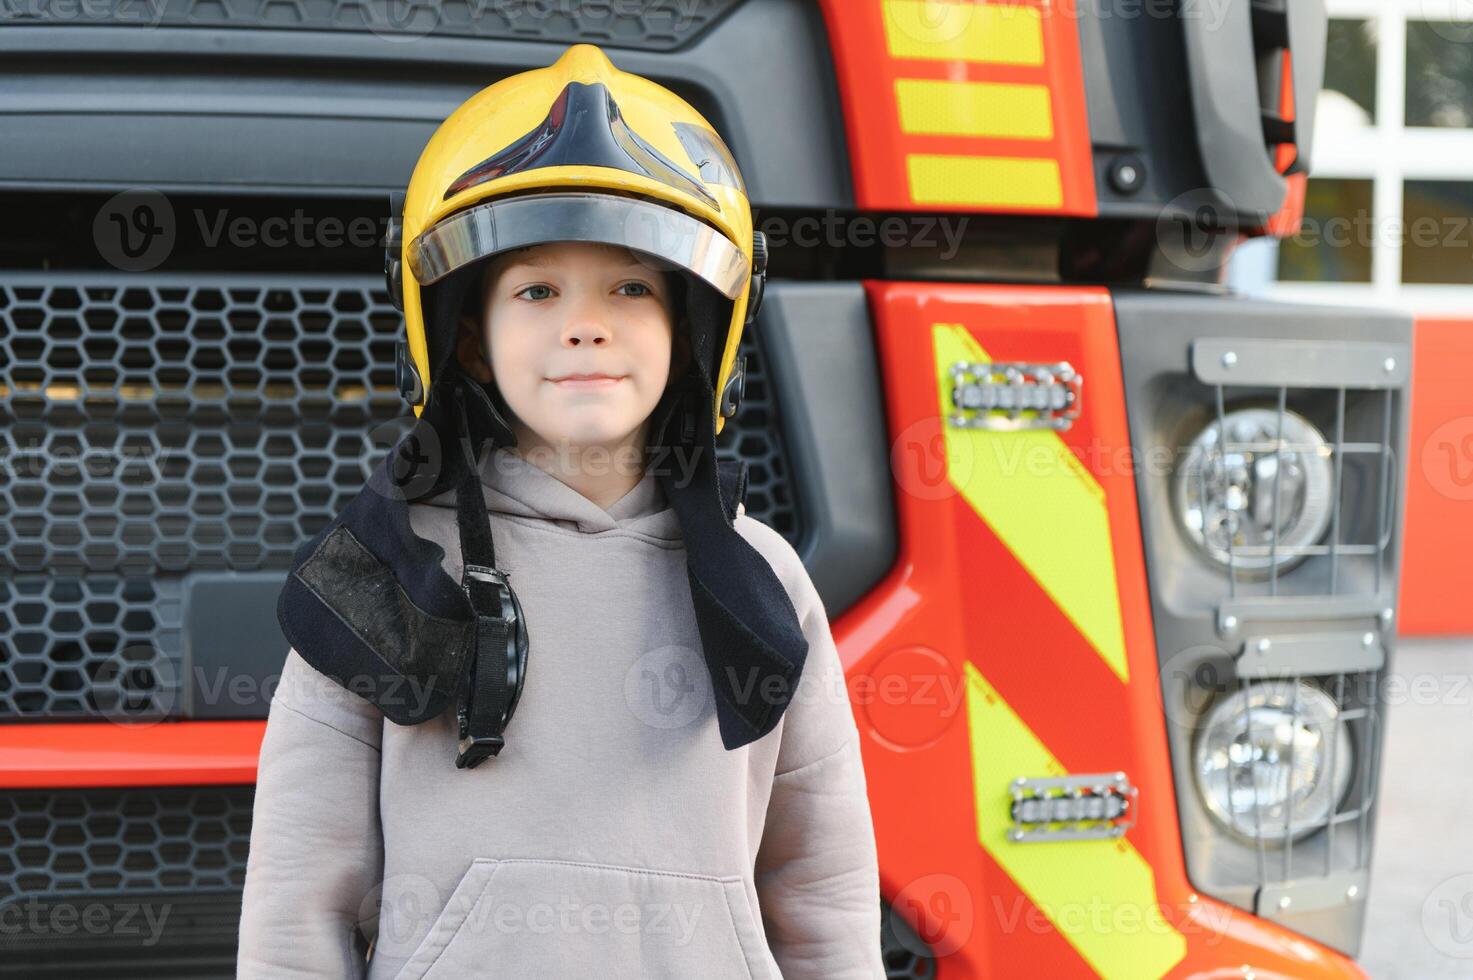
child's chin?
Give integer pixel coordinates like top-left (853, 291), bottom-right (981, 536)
top-left (543, 422), bottom-right (644, 453)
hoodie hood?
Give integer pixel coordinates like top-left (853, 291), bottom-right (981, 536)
top-left (421, 446), bottom-right (683, 542)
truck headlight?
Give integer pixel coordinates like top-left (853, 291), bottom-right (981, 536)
top-left (1194, 681), bottom-right (1354, 844)
top-left (1175, 408), bottom-right (1334, 575)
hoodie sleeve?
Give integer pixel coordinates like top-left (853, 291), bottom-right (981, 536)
top-left (744, 517), bottom-right (886, 980)
top-left (237, 647), bottom-right (385, 979)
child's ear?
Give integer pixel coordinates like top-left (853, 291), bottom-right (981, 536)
top-left (455, 314), bottom-right (494, 384)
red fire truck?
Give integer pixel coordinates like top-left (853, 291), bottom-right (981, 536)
top-left (0, 0), bottom-right (1408, 976)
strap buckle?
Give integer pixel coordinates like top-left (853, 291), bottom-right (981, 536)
top-left (455, 563), bottom-right (522, 770)
top-left (455, 723), bottom-right (505, 769)
top-left (464, 563), bottom-right (514, 594)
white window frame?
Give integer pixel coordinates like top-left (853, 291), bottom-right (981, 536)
top-left (1247, 0), bottom-right (1473, 314)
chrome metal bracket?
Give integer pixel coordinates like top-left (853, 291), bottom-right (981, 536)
top-left (1193, 337), bottom-right (1409, 389)
top-left (1216, 595), bottom-right (1398, 640)
top-left (1257, 869), bottom-right (1368, 918)
top-left (1008, 772), bottom-right (1137, 843)
top-left (948, 360), bottom-right (1082, 432)
top-left (1235, 630), bottom-right (1386, 679)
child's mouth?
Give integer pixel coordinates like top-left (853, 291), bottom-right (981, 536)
top-left (549, 374), bottom-right (625, 389)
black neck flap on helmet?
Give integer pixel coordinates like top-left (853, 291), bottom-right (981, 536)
top-left (277, 257), bottom-right (808, 769)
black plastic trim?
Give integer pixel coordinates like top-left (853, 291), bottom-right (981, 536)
top-left (754, 282), bottom-right (897, 618)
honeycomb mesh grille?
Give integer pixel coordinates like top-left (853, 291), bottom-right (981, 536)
top-left (0, 786), bottom-right (251, 902)
top-left (0, 276), bottom-right (406, 578)
top-left (0, 273), bottom-right (798, 719)
top-left (0, 0), bottom-right (744, 48)
top-left (0, 576), bottom-right (183, 718)
top-left (0, 786), bottom-right (252, 975)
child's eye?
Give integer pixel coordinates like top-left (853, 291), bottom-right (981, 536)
top-left (516, 284), bottom-right (554, 301)
top-left (617, 281), bottom-right (655, 298)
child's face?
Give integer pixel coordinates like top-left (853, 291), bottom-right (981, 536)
top-left (458, 240), bottom-right (681, 463)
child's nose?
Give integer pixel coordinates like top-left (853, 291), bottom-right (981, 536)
top-left (560, 295), bottom-right (614, 347)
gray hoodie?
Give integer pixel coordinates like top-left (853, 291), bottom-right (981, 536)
top-left (236, 448), bottom-right (885, 979)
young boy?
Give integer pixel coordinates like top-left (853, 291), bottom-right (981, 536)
top-left (237, 44), bottom-right (884, 980)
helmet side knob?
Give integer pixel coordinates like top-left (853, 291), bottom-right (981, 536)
top-left (745, 229), bottom-right (767, 326)
top-left (719, 354), bottom-right (747, 420)
top-left (386, 191), bottom-right (424, 406)
top-left (385, 191), bottom-right (405, 312)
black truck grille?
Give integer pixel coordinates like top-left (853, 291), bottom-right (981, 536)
top-left (0, 0), bottom-right (745, 49)
top-left (0, 273), bottom-right (797, 720)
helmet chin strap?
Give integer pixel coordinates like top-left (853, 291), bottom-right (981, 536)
top-left (460, 369), bottom-right (520, 452)
top-left (448, 373), bottom-right (529, 770)
top-left (647, 367), bottom-right (810, 749)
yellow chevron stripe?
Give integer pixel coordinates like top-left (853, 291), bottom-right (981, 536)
top-left (965, 662), bottom-right (1186, 978)
top-left (896, 79), bottom-right (1054, 139)
top-left (882, 0), bottom-right (1044, 65)
top-left (907, 155), bottom-right (1062, 209)
top-left (933, 322), bottom-right (1129, 682)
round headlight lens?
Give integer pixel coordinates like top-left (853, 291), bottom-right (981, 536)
top-left (1194, 681), bottom-right (1354, 844)
top-left (1174, 408), bottom-right (1334, 575)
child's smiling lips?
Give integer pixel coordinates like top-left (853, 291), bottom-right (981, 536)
top-left (548, 372), bottom-right (625, 389)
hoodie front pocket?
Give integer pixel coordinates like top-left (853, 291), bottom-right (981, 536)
top-left (391, 858), bottom-right (770, 980)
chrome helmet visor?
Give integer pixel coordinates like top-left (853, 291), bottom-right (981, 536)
top-left (408, 191), bottom-right (749, 301)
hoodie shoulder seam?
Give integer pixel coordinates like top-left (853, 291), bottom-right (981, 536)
top-left (772, 732), bottom-right (857, 779)
top-left (271, 696), bottom-right (383, 754)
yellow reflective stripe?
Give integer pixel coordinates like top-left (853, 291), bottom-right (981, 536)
top-left (882, 0), bottom-right (1044, 65)
top-left (907, 155), bottom-right (1062, 209)
top-left (933, 323), bottom-right (1128, 682)
top-left (895, 79), bottom-right (1054, 139)
top-left (965, 662), bottom-right (1187, 978)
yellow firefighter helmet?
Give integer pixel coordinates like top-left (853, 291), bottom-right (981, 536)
top-left (385, 42), bottom-right (766, 437)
